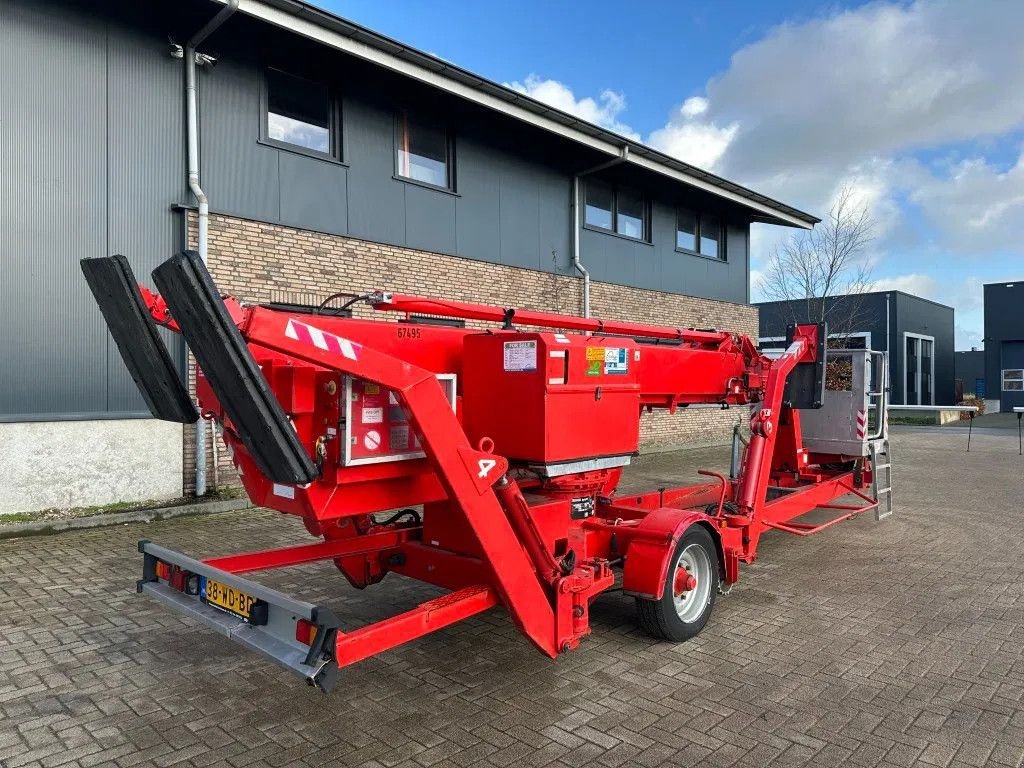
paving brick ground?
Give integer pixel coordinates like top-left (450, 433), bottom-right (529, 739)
top-left (2, 428), bottom-right (1024, 768)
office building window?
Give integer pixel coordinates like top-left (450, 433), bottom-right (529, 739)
top-left (584, 180), bottom-right (614, 230)
top-left (699, 213), bottom-right (721, 259)
top-left (676, 208), bottom-right (697, 252)
top-left (396, 111), bottom-right (452, 189)
top-left (263, 68), bottom-right (336, 157)
top-left (584, 181), bottom-right (649, 241)
top-left (676, 207), bottom-right (725, 261)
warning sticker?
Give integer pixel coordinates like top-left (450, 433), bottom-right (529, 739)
top-left (363, 430), bottom-right (382, 451)
top-left (503, 340), bottom-right (537, 371)
top-left (361, 406), bottom-right (384, 424)
top-left (604, 347), bottom-right (628, 374)
top-left (389, 424), bottom-right (410, 451)
top-left (585, 347), bottom-right (605, 362)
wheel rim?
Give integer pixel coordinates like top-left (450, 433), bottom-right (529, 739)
top-left (673, 543), bottom-right (712, 623)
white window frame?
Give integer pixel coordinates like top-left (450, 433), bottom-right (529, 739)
top-left (1002, 368), bottom-right (1024, 392)
top-left (903, 332), bottom-right (935, 405)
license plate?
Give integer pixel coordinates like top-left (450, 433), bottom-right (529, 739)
top-left (203, 577), bottom-right (256, 620)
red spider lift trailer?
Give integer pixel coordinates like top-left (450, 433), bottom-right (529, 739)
top-left (81, 251), bottom-right (890, 691)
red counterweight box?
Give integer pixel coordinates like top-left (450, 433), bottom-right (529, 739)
top-left (461, 332), bottom-right (641, 465)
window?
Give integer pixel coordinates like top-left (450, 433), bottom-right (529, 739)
top-left (616, 189), bottom-right (646, 240)
top-left (676, 209), bottom-right (697, 252)
top-left (676, 207), bottom-right (726, 261)
top-left (699, 213), bottom-right (721, 259)
top-left (1003, 369), bottom-right (1024, 391)
top-left (583, 181), bottom-right (649, 241)
top-left (904, 333), bottom-right (935, 405)
top-left (585, 181), bottom-right (614, 230)
top-left (263, 68), bottom-right (336, 158)
top-left (396, 111), bottom-right (452, 189)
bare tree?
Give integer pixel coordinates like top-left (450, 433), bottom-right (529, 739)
top-left (761, 187), bottom-right (875, 343)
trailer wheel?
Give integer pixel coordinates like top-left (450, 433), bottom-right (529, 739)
top-left (636, 525), bottom-right (719, 642)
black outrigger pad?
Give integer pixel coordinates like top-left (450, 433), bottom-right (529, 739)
top-left (783, 322), bottom-right (827, 409)
top-left (81, 255), bottom-right (198, 424)
top-left (152, 251), bottom-right (318, 486)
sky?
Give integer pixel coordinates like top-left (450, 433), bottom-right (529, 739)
top-left (323, 0), bottom-right (1024, 349)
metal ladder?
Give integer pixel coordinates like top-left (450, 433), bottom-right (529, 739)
top-left (869, 439), bottom-right (893, 520)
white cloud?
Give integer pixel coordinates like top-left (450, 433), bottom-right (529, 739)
top-left (504, 1), bottom-right (1024, 344)
top-left (906, 153), bottom-right (1024, 253)
top-left (646, 101), bottom-right (738, 172)
top-left (749, 268), bottom-right (766, 296)
top-left (505, 75), bottom-right (639, 140)
top-left (700, 0), bottom-right (1024, 184)
top-left (870, 273), bottom-right (938, 298)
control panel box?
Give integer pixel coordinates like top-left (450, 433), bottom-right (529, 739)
top-left (343, 374), bottom-right (456, 466)
top-left (462, 332), bottom-right (641, 465)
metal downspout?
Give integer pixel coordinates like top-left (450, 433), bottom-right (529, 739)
top-left (185, 0), bottom-right (238, 496)
top-left (572, 146), bottom-right (630, 318)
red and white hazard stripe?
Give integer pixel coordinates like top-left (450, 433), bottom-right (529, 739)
top-left (285, 318), bottom-right (360, 360)
top-left (855, 409), bottom-right (868, 440)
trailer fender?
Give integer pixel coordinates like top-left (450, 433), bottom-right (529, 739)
top-left (621, 508), bottom-right (722, 600)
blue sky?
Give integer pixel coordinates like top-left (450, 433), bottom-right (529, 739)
top-left (325, 0), bottom-right (1023, 348)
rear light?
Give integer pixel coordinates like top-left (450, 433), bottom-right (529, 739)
top-left (169, 566), bottom-right (186, 592)
top-left (155, 561), bottom-right (198, 594)
top-left (295, 619), bottom-right (319, 646)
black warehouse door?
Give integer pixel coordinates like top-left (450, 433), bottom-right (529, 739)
top-left (1001, 341), bottom-right (1024, 412)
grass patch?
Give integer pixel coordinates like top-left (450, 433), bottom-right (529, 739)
top-left (0, 513), bottom-right (35, 523)
top-left (889, 416), bottom-right (937, 426)
top-left (0, 486), bottom-right (246, 525)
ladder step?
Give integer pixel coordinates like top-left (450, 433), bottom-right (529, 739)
top-left (875, 463), bottom-right (891, 470)
top-left (876, 487), bottom-right (891, 495)
top-left (876, 509), bottom-right (893, 520)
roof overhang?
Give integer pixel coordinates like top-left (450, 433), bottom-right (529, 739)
top-left (209, 0), bottom-right (819, 229)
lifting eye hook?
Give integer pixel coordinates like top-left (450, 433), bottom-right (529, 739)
top-left (314, 434), bottom-right (332, 473)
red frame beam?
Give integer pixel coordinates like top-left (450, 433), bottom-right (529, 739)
top-left (203, 529), bottom-right (412, 574)
top-left (334, 585), bottom-right (498, 667)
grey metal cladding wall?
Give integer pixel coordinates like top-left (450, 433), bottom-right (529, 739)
top-left (581, 198), bottom-right (749, 303)
top-left (0, 0), bottom-right (185, 420)
top-left (894, 293), bottom-right (955, 405)
top-left (984, 283), bottom-right (1024, 395)
top-left (756, 294), bottom-right (889, 346)
top-left (201, 55), bottom-right (282, 224)
top-left (198, 30), bottom-right (575, 273)
top-left (343, 98), bottom-right (405, 244)
top-left (405, 183), bottom-right (457, 255)
top-left (105, 7), bottom-right (188, 413)
top-left (1, 0), bottom-right (109, 418)
top-left (197, 26), bottom-right (754, 295)
top-left (954, 351), bottom-right (985, 388)
top-left (279, 152), bottom-right (348, 235)
top-left (453, 135), bottom-right (501, 263)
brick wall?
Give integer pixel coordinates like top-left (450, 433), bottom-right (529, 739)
top-left (184, 213), bottom-right (757, 494)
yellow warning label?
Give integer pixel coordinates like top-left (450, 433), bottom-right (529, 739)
top-left (585, 347), bottom-right (605, 362)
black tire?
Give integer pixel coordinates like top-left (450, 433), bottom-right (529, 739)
top-left (636, 525), bottom-right (720, 642)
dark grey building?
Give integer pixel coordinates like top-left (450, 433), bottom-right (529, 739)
top-left (756, 291), bottom-right (955, 406)
top-left (1, 0), bottom-right (817, 513)
top-left (954, 350), bottom-right (986, 400)
top-left (983, 281), bottom-right (1024, 412)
